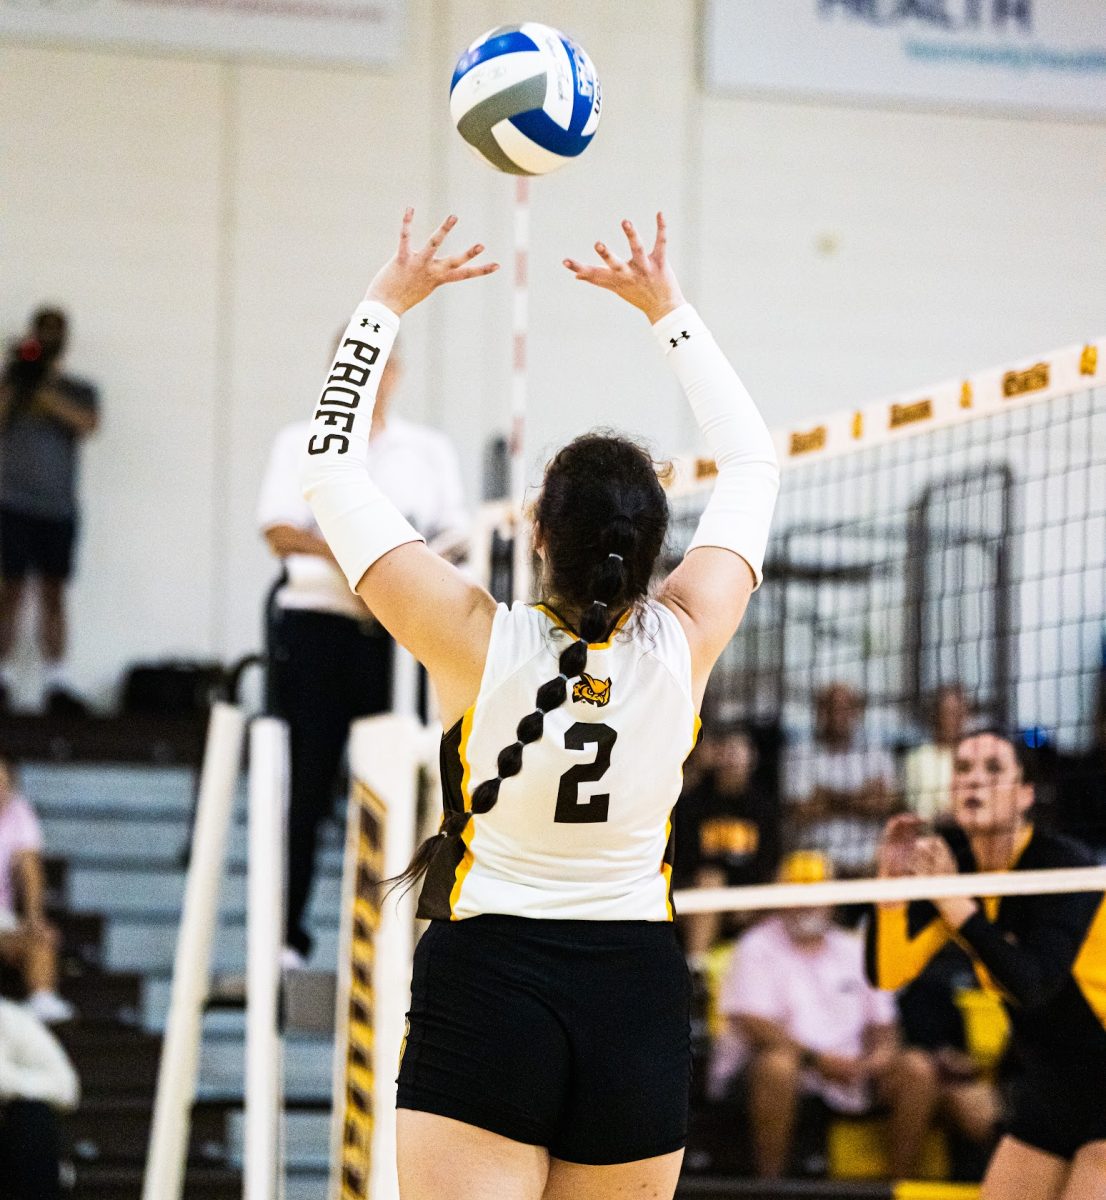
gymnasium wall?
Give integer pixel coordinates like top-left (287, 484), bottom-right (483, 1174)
top-left (2, 0), bottom-right (1104, 704)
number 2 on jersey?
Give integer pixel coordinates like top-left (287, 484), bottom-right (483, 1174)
top-left (554, 722), bottom-right (617, 823)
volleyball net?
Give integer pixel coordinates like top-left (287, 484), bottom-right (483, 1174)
top-left (324, 337), bottom-right (1106, 1200)
top-left (471, 335), bottom-right (1106, 906)
top-left (681, 335), bottom-right (1106, 897)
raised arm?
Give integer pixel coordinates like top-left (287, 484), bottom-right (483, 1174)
top-left (864, 816), bottom-right (951, 990)
top-left (301, 211), bottom-right (499, 726)
top-left (564, 215), bottom-right (779, 705)
top-left (910, 833), bottom-right (1103, 1010)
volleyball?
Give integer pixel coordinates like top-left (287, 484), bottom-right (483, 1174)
top-left (450, 23), bottom-right (602, 176)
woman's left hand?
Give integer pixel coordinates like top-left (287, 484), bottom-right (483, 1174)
top-left (910, 835), bottom-right (958, 877)
top-left (563, 212), bottom-right (686, 324)
top-left (365, 209), bottom-right (499, 316)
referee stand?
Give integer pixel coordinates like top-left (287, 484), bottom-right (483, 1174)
top-left (140, 619), bottom-right (427, 1200)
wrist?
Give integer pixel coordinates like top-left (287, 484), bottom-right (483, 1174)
top-left (937, 895), bottom-right (977, 930)
top-left (361, 291), bottom-right (406, 320)
top-left (646, 294), bottom-right (687, 327)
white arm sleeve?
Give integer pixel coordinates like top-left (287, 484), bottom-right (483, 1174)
top-left (300, 301), bottom-right (425, 592)
top-left (653, 304), bottom-right (780, 588)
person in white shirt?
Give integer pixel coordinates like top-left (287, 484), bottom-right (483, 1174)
top-left (257, 348), bottom-right (467, 965)
top-left (784, 683), bottom-right (898, 876)
top-left (0, 761), bottom-right (72, 1024)
top-left (0, 997), bottom-right (79, 1199)
top-left (902, 683), bottom-right (970, 823)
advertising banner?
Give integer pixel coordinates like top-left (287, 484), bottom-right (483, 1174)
top-left (0, 0), bottom-right (404, 66)
top-left (705, 1), bottom-right (1106, 117)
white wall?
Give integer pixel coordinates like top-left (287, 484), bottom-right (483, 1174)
top-left (2, 3), bottom-right (1104, 705)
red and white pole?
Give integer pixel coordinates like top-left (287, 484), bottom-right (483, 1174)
top-left (509, 176), bottom-right (532, 602)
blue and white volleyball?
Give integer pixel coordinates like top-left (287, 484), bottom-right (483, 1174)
top-left (450, 23), bottom-right (602, 176)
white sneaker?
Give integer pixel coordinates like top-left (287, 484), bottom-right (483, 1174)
top-left (26, 990), bottom-right (75, 1024)
top-left (280, 946), bottom-right (307, 972)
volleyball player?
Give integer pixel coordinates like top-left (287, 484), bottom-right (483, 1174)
top-left (301, 209), bottom-right (779, 1200)
top-left (868, 730), bottom-right (1106, 1200)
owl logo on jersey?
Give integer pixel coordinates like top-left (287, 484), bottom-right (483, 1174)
top-left (572, 672), bottom-right (611, 707)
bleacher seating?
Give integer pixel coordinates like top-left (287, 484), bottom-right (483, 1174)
top-left (3, 757), bottom-right (345, 1199)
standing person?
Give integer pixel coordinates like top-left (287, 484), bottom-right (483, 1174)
top-left (902, 683), bottom-right (971, 823)
top-left (258, 347), bottom-right (467, 967)
top-left (0, 308), bottom-right (99, 715)
top-left (784, 682), bottom-right (898, 877)
top-left (0, 997), bottom-right (79, 1200)
top-left (869, 730), bottom-right (1106, 1200)
top-left (0, 761), bottom-right (71, 1024)
top-left (301, 210), bottom-right (779, 1199)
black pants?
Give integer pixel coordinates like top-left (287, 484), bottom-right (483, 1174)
top-left (0, 1100), bottom-right (62, 1200)
top-left (269, 607), bottom-right (392, 956)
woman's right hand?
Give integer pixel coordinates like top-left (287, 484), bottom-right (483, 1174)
top-left (365, 209), bottom-right (498, 317)
top-left (876, 813), bottom-right (927, 878)
top-left (563, 212), bottom-right (686, 325)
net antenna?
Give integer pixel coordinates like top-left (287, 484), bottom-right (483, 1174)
top-left (509, 176), bottom-right (533, 604)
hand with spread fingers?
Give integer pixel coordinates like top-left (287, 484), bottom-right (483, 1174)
top-left (366, 209), bottom-right (499, 317)
top-left (563, 212), bottom-right (686, 325)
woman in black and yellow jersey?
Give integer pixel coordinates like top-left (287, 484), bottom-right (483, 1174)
top-left (300, 211), bottom-right (779, 1200)
top-left (867, 730), bottom-right (1106, 1200)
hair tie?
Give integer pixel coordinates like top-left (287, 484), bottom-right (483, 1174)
top-left (442, 810), bottom-right (472, 838)
top-left (607, 553), bottom-right (624, 564)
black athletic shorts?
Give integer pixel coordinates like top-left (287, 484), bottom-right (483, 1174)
top-left (1006, 1048), bottom-right (1106, 1160)
top-left (397, 913), bottom-right (692, 1165)
top-left (0, 508), bottom-right (76, 582)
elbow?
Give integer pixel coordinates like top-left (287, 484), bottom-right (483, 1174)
top-left (300, 441), bottom-right (356, 504)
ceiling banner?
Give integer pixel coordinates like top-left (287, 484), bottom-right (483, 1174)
top-left (0, 0), bottom-right (404, 66)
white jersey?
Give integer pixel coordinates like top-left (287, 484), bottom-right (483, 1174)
top-left (417, 600), bottom-right (700, 922)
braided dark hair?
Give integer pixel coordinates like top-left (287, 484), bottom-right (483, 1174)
top-left (386, 433), bottom-right (668, 898)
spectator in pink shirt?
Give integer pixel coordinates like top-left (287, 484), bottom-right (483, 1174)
top-left (0, 762), bottom-right (71, 1024)
top-left (717, 852), bottom-right (937, 1179)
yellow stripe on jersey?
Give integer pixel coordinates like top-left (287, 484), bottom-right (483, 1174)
top-left (533, 603), bottom-right (632, 649)
top-left (965, 826), bottom-right (1034, 1000)
top-left (1073, 896), bottom-right (1106, 1029)
top-left (874, 903), bottom-right (951, 991)
top-left (449, 705), bottom-right (477, 920)
top-left (662, 714), bottom-right (703, 922)
top-left (661, 812), bottom-right (675, 921)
